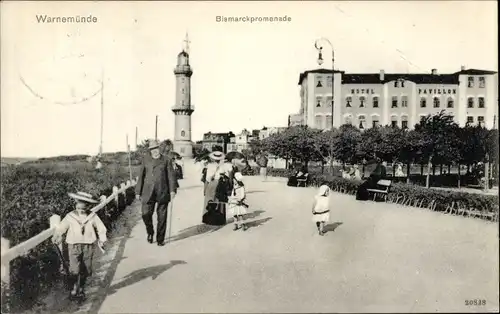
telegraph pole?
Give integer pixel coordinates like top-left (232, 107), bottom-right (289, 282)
top-left (99, 69), bottom-right (104, 156)
top-left (135, 126), bottom-right (138, 149)
top-left (155, 115), bottom-right (158, 141)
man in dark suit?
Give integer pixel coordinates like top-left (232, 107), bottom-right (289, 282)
top-left (135, 140), bottom-right (177, 246)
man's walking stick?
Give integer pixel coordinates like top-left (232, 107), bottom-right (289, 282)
top-left (167, 200), bottom-right (174, 243)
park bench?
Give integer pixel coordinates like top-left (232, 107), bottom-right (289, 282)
top-left (366, 179), bottom-right (392, 201)
top-left (297, 173), bottom-right (309, 187)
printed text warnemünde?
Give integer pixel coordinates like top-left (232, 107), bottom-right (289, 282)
top-left (36, 15), bottom-right (98, 23)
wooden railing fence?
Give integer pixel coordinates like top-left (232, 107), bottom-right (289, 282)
top-left (1, 178), bottom-right (137, 312)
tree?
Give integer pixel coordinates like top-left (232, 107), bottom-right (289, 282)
top-left (313, 128), bottom-right (339, 173)
top-left (332, 124), bottom-right (361, 167)
top-left (414, 110), bottom-right (460, 188)
top-left (262, 126), bottom-right (323, 170)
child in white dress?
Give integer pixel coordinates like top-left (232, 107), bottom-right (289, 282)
top-left (312, 185), bottom-right (331, 236)
top-left (228, 172), bottom-right (249, 231)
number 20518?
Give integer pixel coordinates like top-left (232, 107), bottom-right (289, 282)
top-left (465, 299), bottom-right (486, 306)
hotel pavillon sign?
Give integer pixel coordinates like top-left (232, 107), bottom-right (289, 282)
top-left (419, 88), bottom-right (457, 94)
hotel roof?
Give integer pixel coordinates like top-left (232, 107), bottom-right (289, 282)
top-left (298, 68), bottom-right (497, 85)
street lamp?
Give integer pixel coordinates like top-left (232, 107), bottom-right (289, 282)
top-left (315, 37), bottom-right (335, 172)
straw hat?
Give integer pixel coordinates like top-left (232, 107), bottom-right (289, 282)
top-left (68, 191), bottom-right (99, 204)
top-left (209, 151), bottom-right (225, 161)
top-left (148, 140), bottom-right (160, 150)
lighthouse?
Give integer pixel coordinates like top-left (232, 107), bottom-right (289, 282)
top-left (172, 33), bottom-right (194, 158)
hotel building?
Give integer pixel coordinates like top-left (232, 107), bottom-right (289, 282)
top-left (289, 67), bottom-right (498, 130)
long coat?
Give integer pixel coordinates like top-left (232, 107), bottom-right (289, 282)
top-left (135, 154), bottom-right (178, 205)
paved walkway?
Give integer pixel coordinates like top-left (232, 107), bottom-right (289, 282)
top-left (65, 161), bottom-right (498, 313)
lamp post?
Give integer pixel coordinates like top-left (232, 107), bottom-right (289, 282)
top-left (315, 38), bottom-right (335, 173)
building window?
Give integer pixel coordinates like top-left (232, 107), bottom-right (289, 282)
top-left (394, 81), bottom-right (399, 88)
top-left (447, 97), bottom-right (454, 108)
top-left (344, 115), bottom-right (352, 125)
top-left (468, 76), bottom-right (474, 88)
top-left (182, 88), bottom-right (184, 94)
top-left (372, 116), bottom-right (380, 128)
top-left (181, 130), bottom-right (185, 137)
top-left (401, 96), bottom-right (408, 107)
top-left (479, 77), bottom-right (485, 88)
top-left (391, 116), bottom-right (398, 128)
top-left (467, 116), bottom-right (474, 124)
top-left (358, 115), bottom-right (366, 129)
top-left (420, 98), bottom-right (427, 108)
top-left (478, 97), bottom-right (485, 108)
top-left (359, 96), bottom-right (365, 108)
top-left (327, 76), bottom-right (333, 87)
top-left (346, 96), bottom-right (352, 107)
top-left (315, 116), bottom-right (322, 128)
top-left (467, 97), bottom-right (474, 108)
top-left (420, 115), bottom-right (427, 122)
top-left (478, 116), bottom-right (485, 127)
top-left (391, 96), bottom-right (398, 108)
top-left (316, 76), bottom-right (323, 87)
top-left (433, 97), bottom-right (440, 108)
top-left (401, 116), bottom-right (409, 129)
top-left (373, 96), bottom-right (379, 108)
top-left (180, 147), bottom-right (185, 153)
top-left (181, 100), bottom-right (184, 106)
top-left (326, 116), bottom-right (333, 129)
top-left (326, 96), bottom-right (333, 107)
top-left (401, 80), bottom-right (405, 88)
top-left (316, 97), bottom-right (322, 107)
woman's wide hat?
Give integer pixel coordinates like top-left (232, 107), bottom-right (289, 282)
top-left (148, 140), bottom-right (160, 150)
top-left (68, 191), bottom-right (99, 204)
top-left (209, 151), bottom-right (225, 161)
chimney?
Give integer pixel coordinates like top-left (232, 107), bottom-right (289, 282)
top-left (431, 68), bottom-right (437, 75)
top-left (379, 70), bottom-right (385, 81)
top-left (461, 65), bottom-right (466, 71)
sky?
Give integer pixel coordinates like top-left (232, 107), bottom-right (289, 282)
top-left (1, 1), bottom-right (497, 158)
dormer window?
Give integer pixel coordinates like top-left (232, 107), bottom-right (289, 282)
top-left (346, 96), bottom-right (352, 107)
top-left (394, 81), bottom-right (399, 88)
top-left (359, 96), bottom-right (365, 108)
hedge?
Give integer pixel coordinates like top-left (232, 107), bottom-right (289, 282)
top-left (253, 167), bottom-right (499, 221)
top-left (1, 163), bottom-right (136, 312)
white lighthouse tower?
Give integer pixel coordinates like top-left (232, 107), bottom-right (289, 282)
top-left (172, 33), bottom-right (194, 158)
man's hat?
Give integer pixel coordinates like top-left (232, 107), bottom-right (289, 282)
top-left (148, 140), bottom-right (160, 150)
top-left (68, 191), bottom-right (99, 204)
top-left (209, 151), bottom-right (225, 161)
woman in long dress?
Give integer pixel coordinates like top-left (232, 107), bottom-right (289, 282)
top-left (201, 151), bottom-right (234, 226)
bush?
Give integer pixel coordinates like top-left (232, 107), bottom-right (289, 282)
top-left (261, 167), bottom-right (499, 218)
top-left (0, 163), bottom-right (135, 312)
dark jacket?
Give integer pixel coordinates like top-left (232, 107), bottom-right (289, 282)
top-left (135, 154), bottom-right (178, 204)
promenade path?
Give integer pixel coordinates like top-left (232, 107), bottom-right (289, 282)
top-left (68, 160), bottom-right (498, 313)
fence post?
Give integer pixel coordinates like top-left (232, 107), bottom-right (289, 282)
top-left (49, 215), bottom-right (62, 272)
top-left (120, 183), bottom-right (126, 195)
top-left (1, 237), bottom-right (11, 313)
top-left (113, 186), bottom-right (119, 205)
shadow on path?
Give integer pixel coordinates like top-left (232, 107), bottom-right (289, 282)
top-left (245, 217), bottom-right (273, 230)
top-left (106, 261), bottom-right (187, 296)
top-left (169, 224), bottom-right (223, 243)
top-left (246, 190), bottom-right (267, 194)
top-left (323, 222), bottom-right (343, 234)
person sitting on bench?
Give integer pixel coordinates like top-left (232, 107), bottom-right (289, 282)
top-left (287, 165), bottom-right (308, 187)
top-left (356, 160), bottom-right (386, 201)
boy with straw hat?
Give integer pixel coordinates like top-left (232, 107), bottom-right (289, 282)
top-left (52, 191), bottom-right (107, 300)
